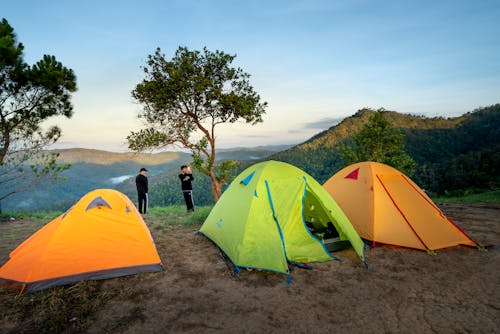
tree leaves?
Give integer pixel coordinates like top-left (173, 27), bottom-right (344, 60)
top-left (129, 46), bottom-right (267, 201)
top-left (339, 110), bottom-right (417, 176)
top-left (0, 18), bottom-right (76, 203)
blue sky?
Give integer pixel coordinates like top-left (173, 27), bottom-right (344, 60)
top-left (3, 0), bottom-right (500, 151)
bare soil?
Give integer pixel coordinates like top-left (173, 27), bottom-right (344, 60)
top-left (1, 203), bottom-right (499, 333)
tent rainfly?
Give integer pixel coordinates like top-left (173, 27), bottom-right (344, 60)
top-left (0, 189), bottom-right (163, 292)
top-left (199, 160), bottom-right (366, 274)
top-left (323, 162), bottom-right (480, 252)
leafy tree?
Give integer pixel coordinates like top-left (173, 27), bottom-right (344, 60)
top-left (0, 18), bottom-right (77, 209)
top-left (339, 109), bottom-right (417, 175)
top-left (128, 46), bottom-right (267, 201)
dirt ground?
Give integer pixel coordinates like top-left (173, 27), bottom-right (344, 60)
top-left (1, 203), bottom-right (499, 333)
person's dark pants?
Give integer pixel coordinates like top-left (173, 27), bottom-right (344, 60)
top-left (183, 190), bottom-right (194, 211)
top-left (138, 193), bottom-right (148, 214)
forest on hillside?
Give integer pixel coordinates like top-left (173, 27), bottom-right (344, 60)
top-left (271, 104), bottom-right (500, 196)
top-left (128, 104), bottom-right (500, 206)
top-left (405, 105), bottom-right (500, 195)
top-left (1, 105), bottom-right (498, 212)
top-left (0, 147), bottom-right (280, 212)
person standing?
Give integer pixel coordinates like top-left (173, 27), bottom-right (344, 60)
top-left (179, 165), bottom-right (194, 212)
top-left (135, 167), bottom-right (148, 214)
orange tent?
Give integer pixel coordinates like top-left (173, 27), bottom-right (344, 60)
top-left (0, 189), bottom-right (163, 292)
top-left (323, 162), bottom-right (478, 251)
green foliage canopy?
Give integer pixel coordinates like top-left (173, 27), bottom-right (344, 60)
top-left (272, 105), bottom-right (499, 195)
top-left (0, 18), bottom-right (76, 203)
top-left (339, 109), bottom-right (417, 175)
top-left (128, 46), bottom-right (267, 201)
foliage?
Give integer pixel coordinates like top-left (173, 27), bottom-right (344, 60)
top-left (2, 105), bottom-right (498, 213)
top-left (0, 210), bottom-right (61, 220)
top-left (270, 108), bottom-right (440, 183)
top-left (214, 159), bottom-right (241, 184)
top-left (117, 168), bottom-right (217, 208)
top-left (1, 148), bottom-right (275, 212)
top-left (0, 18), bottom-right (76, 205)
top-left (271, 105), bottom-right (500, 195)
top-left (128, 46), bottom-right (267, 201)
top-left (432, 189), bottom-right (500, 204)
top-left (339, 109), bottom-right (417, 176)
top-left (406, 104), bottom-right (500, 194)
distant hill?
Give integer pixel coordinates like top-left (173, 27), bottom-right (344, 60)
top-left (3, 105), bottom-right (499, 213)
top-left (2, 145), bottom-right (288, 212)
top-left (53, 148), bottom-right (187, 165)
top-left (217, 145), bottom-right (293, 161)
top-left (270, 104), bottom-right (500, 195)
top-left (270, 108), bottom-right (465, 182)
top-left (404, 105), bottom-right (500, 194)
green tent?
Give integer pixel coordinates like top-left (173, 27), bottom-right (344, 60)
top-left (199, 160), bottom-right (365, 274)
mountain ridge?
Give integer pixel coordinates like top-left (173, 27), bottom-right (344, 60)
top-left (270, 104), bottom-right (500, 192)
top-left (2, 145), bottom-right (289, 211)
top-left (52, 148), bottom-right (188, 165)
top-left (51, 145), bottom-right (295, 165)
top-left (3, 105), bottom-right (498, 212)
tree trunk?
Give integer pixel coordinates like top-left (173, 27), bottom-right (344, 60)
top-left (209, 171), bottom-right (222, 202)
top-left (0, 131), bottom-right (9, 164)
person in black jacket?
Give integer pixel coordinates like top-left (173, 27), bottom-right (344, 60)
top-left (135, 167), bottom-right (148, 214)
top-left (179, 165), bottom-right (194, 212)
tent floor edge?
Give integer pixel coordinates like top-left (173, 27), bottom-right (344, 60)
top-left (24, 263), bottom-right (163, 293)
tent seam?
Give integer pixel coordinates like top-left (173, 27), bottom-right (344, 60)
top-left (375, 174), bottom-right (430, 250)
top-left (264, 180), bottom-right (290, 273)
top-left (400, 175), bottom-right (480, 247)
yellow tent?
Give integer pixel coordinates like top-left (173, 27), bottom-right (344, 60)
top-left (323, 162), bottom-right (478, 251)
top-left (0, 189), bottom-right (163, 292)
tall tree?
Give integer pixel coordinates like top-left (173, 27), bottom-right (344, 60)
top-left (0, 18), bottom-right (77, 207)
top-left (128, 46), bottom-right (267, 201)
top-left (339, 109), bottom-right (417, 175)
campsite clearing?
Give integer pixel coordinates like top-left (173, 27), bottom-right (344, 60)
top-left (1, 203), bottom-right (499, 333)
